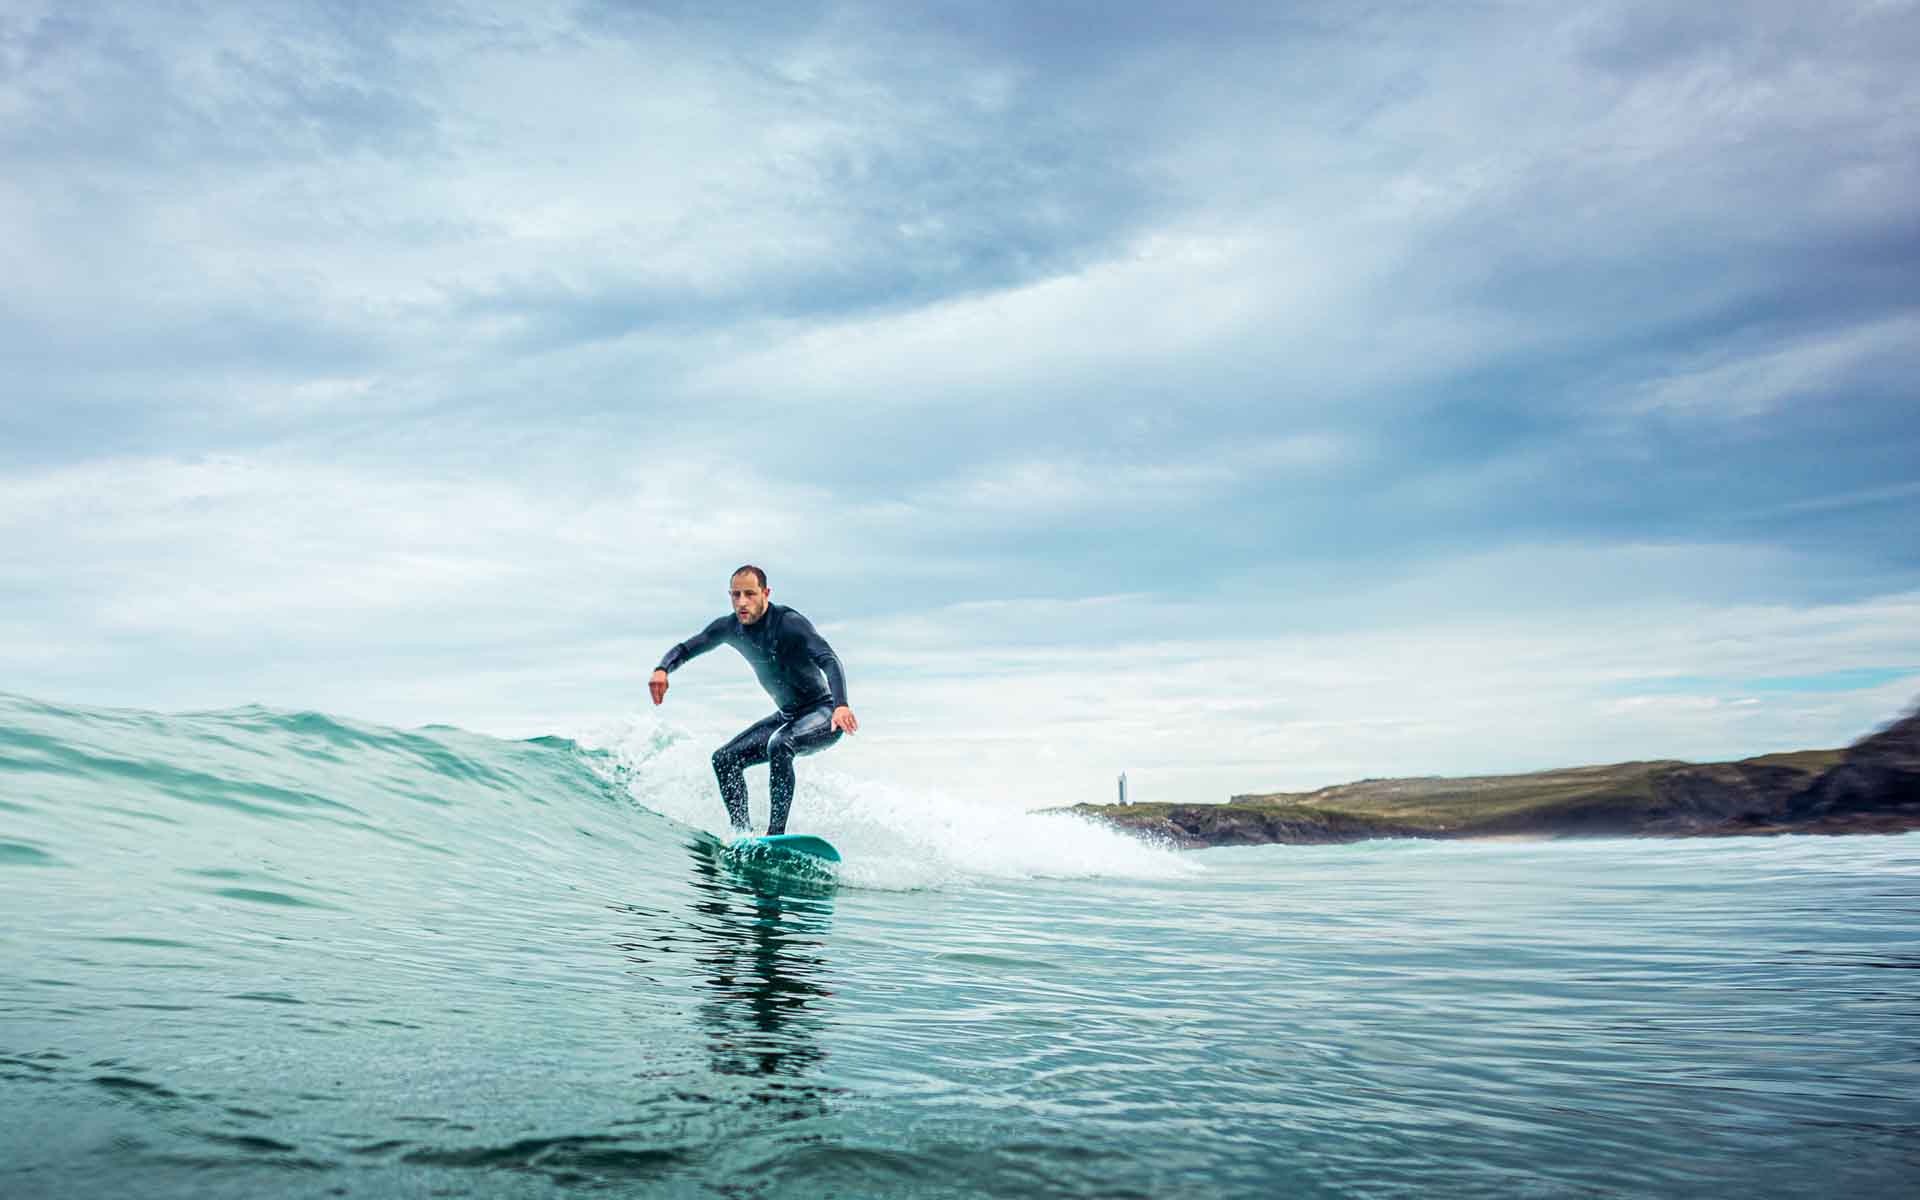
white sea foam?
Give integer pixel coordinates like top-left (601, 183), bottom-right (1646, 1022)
top-left (573, 712), bottom-right (1197, 891)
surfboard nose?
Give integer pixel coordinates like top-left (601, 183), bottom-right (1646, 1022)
top-left (738, 833), bottom-right (841, 862)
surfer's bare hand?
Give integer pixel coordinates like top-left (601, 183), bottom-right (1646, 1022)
top-left (831, 706), bottom-right (858, 735)
top-left (649, 670), bottom-right (668, 706)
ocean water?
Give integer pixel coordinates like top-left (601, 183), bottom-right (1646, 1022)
top-left (3, 692), bottom-right (1918, 1199)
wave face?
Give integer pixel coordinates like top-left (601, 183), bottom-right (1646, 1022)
top-left (6, 692), bottom-right (1920, 1199)
top-left (0, 692), bottom-right (1187, 1197)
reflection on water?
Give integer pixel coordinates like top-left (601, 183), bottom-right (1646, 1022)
top-left (608, 836), bottom-right (839, 1087)
top-left (683, 836), bottom-right (836, 1080)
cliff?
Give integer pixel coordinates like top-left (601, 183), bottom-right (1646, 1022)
top-left (1063, 706), bottom-right (1920, 848)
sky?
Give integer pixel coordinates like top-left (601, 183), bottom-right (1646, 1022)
top-left (3, 0), bottom-right (1918, 809)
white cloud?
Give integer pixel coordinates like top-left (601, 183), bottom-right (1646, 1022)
top-left (799, 550), bottom-right (1920, 808)
top-left (892, 434), bottom-right (1352, 521)
top-left (1632, 316), bottom-right (1920, 420)
top-left (684, 233), bottom-right (1281, 405)
top-left (0, 454), bottom-right (804, 644)
top-left (12, 446), bottom-right (1915, 813)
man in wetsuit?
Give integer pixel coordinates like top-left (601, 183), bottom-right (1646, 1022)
top-left (649, 565), bottom-right (858, 836)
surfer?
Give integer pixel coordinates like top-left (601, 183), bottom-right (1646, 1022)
top-left (649, 565), bottom-right (859, 836)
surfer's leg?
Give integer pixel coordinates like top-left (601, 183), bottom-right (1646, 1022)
top-left (712, 713), bottom-right (783, 833)
top-left (765, 705), bottom-right (843, 835)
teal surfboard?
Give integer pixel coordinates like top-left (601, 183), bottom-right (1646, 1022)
top-left (735, 833), bottom-right (841, 863)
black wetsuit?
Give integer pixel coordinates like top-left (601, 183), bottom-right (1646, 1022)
top-left (656, 604), bottom-right (848, 835)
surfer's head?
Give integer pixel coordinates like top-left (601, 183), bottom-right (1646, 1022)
top-left (729, 565), bottom-right (771, 625)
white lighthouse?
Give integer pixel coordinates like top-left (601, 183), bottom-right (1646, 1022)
top-left (1117, 771), bottom-right (1129, 806)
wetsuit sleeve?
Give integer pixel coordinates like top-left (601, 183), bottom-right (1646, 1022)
top-left (785, 612), bottom-right (849, 709)
top-left (656, 617), bottom-right (731, 674)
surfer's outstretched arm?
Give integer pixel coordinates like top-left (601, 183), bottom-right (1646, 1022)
top-left (650, 617), bottom-right (730, 705)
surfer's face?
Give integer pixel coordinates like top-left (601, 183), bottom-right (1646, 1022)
top-left (729, 574), bottom-right (770, 625)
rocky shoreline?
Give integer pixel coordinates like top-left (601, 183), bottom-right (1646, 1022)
top-left (1061, 705), bottom-right (1920, 849)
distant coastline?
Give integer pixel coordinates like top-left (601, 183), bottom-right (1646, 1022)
top-left (1058, 703), bottom-right (1920, 849)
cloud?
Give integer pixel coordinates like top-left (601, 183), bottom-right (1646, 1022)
top-left (4, 449), bottom-right (1917, 808)
top-left (1629, 315), bottom-right (1920, 420)
top-left (2, 0), bottom-right (1917, 805)
top-left (836, 571), bottom-right (1920, 807)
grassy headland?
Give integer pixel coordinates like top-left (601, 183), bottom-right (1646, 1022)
top-left (1058, 707), bottom-right (1919, 848)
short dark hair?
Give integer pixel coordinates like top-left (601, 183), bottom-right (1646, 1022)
top-left (730, 564), bottom-right (768, 589)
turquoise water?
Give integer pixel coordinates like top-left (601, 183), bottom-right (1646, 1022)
top-left (3, 692), bottom-right (1918, 1198)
